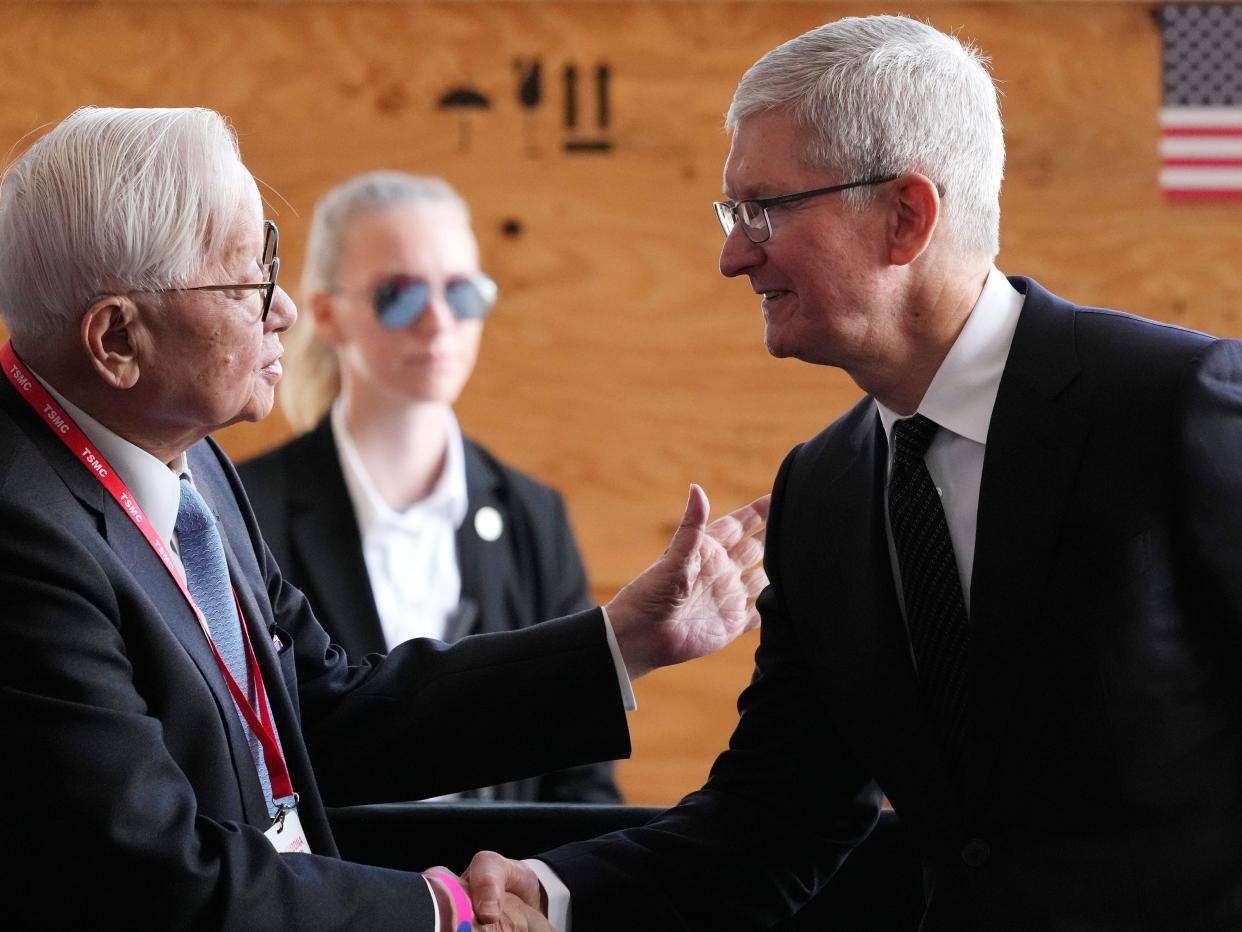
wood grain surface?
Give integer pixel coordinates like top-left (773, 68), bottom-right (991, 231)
top-left (1, 1), bottom-right (1237, 804)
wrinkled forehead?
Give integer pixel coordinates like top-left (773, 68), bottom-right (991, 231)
top-left (722, 110), bottom-right (818, 199)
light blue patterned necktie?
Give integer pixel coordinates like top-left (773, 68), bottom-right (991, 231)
top-left (176, 475), bottom-right (289, 818)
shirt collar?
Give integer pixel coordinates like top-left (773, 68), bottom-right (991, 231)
top-left (29, 368), bottom-right (185, 550)
top-left (876, 266), bottom-right (1025, 444)
top-left (331, 399), bottom-right (469, 538)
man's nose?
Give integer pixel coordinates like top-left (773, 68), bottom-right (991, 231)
top-left (266, 285), bottom-right (296, 332)
top-left (719, 225), bottom-right (764, 278)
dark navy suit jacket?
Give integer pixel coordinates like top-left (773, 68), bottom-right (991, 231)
top-left (0, 381), bottom-right (629, 930)
top-left (239, 418), bottom-right (621, 803)
top-left (543, 278), bottom-right (1242, 931)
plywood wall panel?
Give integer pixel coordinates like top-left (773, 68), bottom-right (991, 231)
top-left (0, 1), bottom-right (1237, 804)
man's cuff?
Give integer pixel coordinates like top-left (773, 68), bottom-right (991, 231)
top-left (524, 859), bottom-right (572, 931)
top-left (423, 874), bottom-right (441, 930)
top-left (599, 605), bottom-right (637, 711)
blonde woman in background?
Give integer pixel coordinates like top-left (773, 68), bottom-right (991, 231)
top-left (239, 171), bottom-right (621, 803)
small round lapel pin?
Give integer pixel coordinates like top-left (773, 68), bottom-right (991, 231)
top-left (474, 505), bottom-right (503, 542)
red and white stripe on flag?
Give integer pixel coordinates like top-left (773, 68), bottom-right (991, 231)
top-left (1158, 4), bottom-right (1242, 202)
top-left (1160, 107), bottom-right (1242, 202)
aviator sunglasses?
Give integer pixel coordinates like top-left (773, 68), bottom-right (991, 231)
top-left (368, 273), bottom-right (499, 329)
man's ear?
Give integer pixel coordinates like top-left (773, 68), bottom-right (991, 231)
top-left (886, 173), bottom-right (941, 266)
top-left (80, 295), bottom-right (143, 390)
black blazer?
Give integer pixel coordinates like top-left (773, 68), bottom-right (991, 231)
top-left (0, 379), bottom-right (630, 930)
top-left (542, 278), bottom-right (1242, 931)
top-left (238, 417), bottom-right (621, 803)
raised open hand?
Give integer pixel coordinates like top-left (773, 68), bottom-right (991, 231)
top-left (607, 485), bottom-right (769, 679)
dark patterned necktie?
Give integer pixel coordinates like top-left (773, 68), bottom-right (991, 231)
top-left (176, 475), bottom-right (284, 816)
top-left (888, 415), bottom-right (971, 777)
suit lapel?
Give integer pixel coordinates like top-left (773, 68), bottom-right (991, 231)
top-left (194, 443), bottom-right (339, 853)
top-left (3, 379), bottom-right (271, 824)
top-left (444, 597), bottom-right (481, 643)
top-left (216, 510), bottom-right (308, 820)
top-left (102, 455), bottom-right (272, 826)
top-left (286, 422), bottom-right (385, 657)
top-left (455, 440), bottom-right (512, 639)
top-left (967, 278), bottom-right (1087, 801)
top-left (794, 408), bottom-right (965, 832)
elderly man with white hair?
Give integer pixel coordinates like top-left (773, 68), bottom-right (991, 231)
top-left (467, 14), bottom-right (1242, 931)
top-left (0, 106), bottom-right (768, 930)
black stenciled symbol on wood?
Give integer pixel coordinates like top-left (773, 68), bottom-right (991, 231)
top-left (563, 62), bottom-right (613, 154)
top-left (514, 58), bottom-right (543, 156)
top-left (564, 64), bottom-right (578, 129)
top-left (438, 85), bottom-right (491, 154)
top-left (596, 64), bottom-right (610, 130)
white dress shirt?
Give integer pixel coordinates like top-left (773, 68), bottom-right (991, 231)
top-left (875, 266), bottom-right (1025, 609)
top-left (331, 400), bottom-right (468, 649)
top-left (533, 268), bottom-right (1026, 930)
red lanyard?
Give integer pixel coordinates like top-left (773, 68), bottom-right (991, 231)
top-left (1, 339), bottom-right (294, 802)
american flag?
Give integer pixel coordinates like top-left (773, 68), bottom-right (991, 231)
top-left (1159, 3), bottom-right (1242, 201)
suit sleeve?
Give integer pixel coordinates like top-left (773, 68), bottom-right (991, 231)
top-left (539, 445), bottom-right (883, 929)
top-left (0, 494), bottom-right (435, 931)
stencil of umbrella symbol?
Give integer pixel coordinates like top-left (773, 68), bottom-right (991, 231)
top-left (438, 86), bottom-right (490, 153)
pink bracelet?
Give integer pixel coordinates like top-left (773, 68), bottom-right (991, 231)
top-left (432, 872), bottom-right (474, 932)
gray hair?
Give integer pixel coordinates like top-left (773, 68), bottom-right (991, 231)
top-left (726, 15), bottom-right (1005, 258)
top-left (281, 171), bottom-right (471, 432)
top-left (0, 106), bottom-right (247, 340)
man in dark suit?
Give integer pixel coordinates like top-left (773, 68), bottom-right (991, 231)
top-left (240, 420), bottom-right (621, 803)
top-left (466, 15), bottom-right (1242, 930)
top-left (0, 105), bottom-right (767, 930)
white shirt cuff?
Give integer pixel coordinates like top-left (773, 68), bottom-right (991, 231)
top-left (599, 604), bottom-right (637, 711)
top-left (423, 874), bottom-right (441, 930)
top-left (524, 859), bottom-right (572, 931)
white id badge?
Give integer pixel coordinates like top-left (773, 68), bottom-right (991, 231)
top-left (264, 807), bottom-right (312, 855)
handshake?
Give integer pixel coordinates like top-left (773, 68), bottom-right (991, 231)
top-left (425, 854), bottom-right (551, 932)
top-left (418, 485), bottom-right (771, 932)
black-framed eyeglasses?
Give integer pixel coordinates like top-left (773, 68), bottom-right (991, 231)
top-left (342, 273), bottom-right (498, 329)
top-left (713, 176), bottom-right (898, 244)
top-left (152, 220), bottom-right (281, 322)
